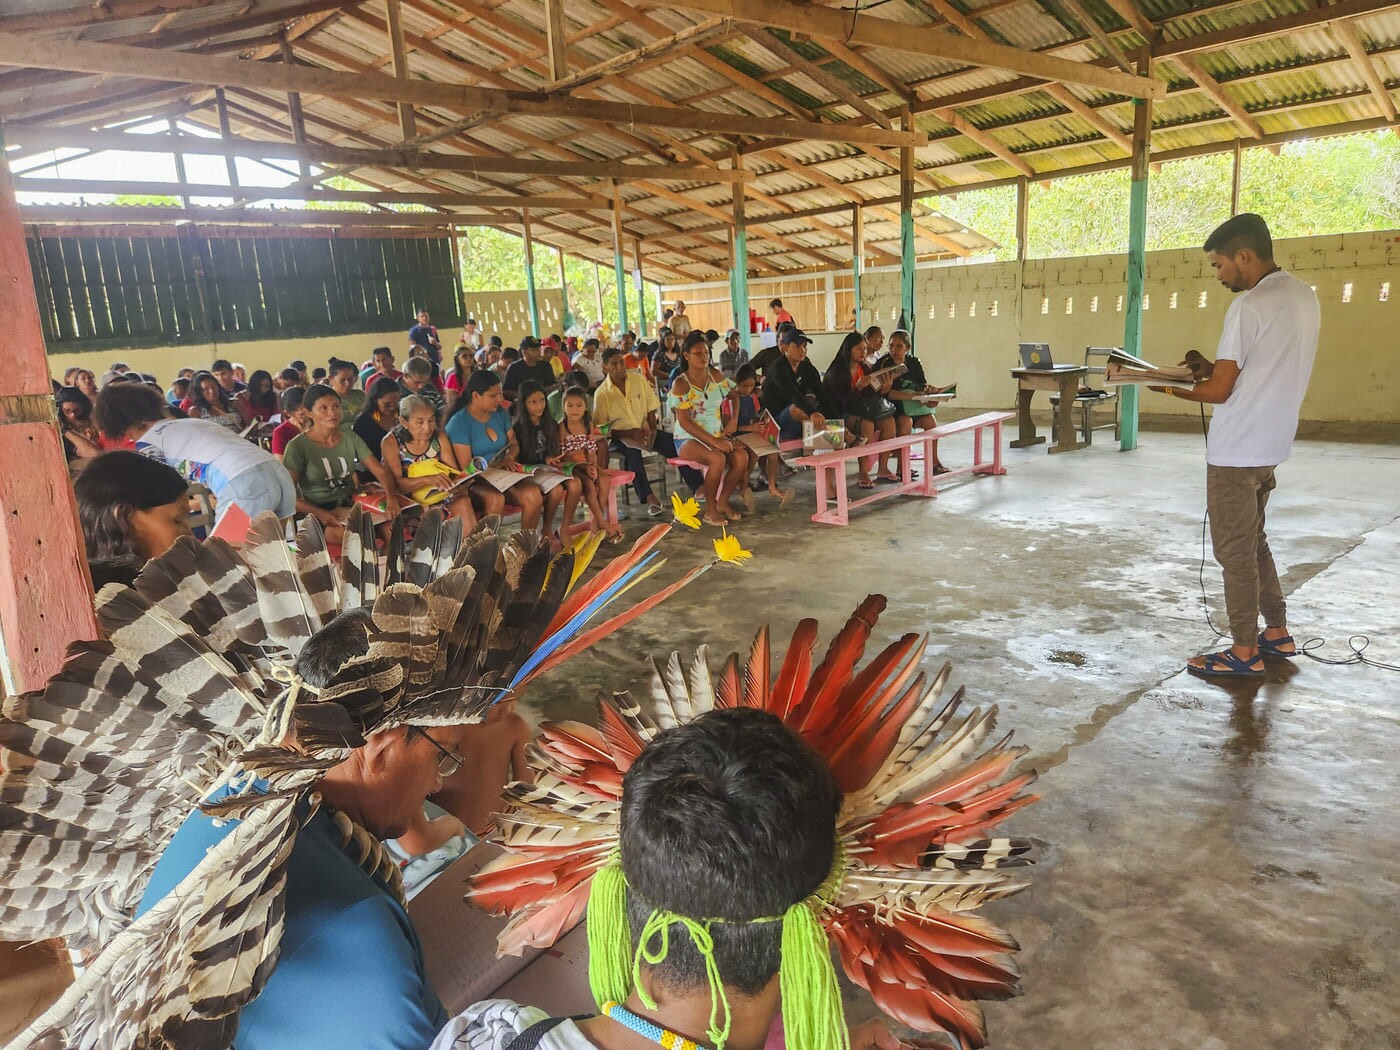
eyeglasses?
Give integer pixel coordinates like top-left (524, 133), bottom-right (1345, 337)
top-left (411, 726), bottom-right (465, 778)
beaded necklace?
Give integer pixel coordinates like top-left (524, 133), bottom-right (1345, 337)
top-left (601, 1000), bottom-right (711, 1050)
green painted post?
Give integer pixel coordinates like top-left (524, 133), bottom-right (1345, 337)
top-left (731, 154), bottom-right (750, 351)
top-left (1121, 61), bottom-right (1154, 453)
top-left (900, 109), bottom-right (916, 339)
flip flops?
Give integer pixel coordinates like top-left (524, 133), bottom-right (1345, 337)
top-left (1187, 649), bottom-right (1265, 678)
top-left (1258, 632), bottom-right (1298, 658)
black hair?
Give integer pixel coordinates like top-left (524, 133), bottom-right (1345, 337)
top-left (211, 358), bottom-right (233, 373)
top-left (74, 450), bottom-right (189, 561)
top-left (312, 367), bottom-right (327, 382)
top-left (560, 385), bottom-right (592, 429)
top-left (279, 367), bottom-right (303, 385)
top-left (863, 325), bottom-right (883, 340)
top-left (769, 298), bottom-right (783, 308)
top-left (294, 607), bottom-right (373, 689)
top-left (93, 383), bottom-right (166, 439)
top-left (290, 359), bottom-right (308, 372)
top-left (704, 329), bottom-right (719, 343)
top-left (280, 386), bottom-right (306, 414)
top-left (583, 338), bottom-right (600, 350)
top-left (171, 377), bottom-right (191, 396)
top-left (363, 376), bottom-right (400, 418)
top-left (447, 368), bottom-right (502, 423)
top-left (501, 347), bottom-right (522, 364)
top-left (303, 383), bottom-right (340, 414)
top-left (561, 368), bottom-right (590, 392)
top-left (601, 346), bottom-right (624, 365)
top-left (682, 330), bottom-right (709, 352)
top-left (490, 335), bottom-right (503, 347)
top-left (189, 370), bottom-right (232, 414)
top-left (734, 363), bottom-right (757, 385)
top-left (620, 708), bottom-right (840, 996)
top-left (55, 386), bottom-right (93, 424)
top-left (246, 369), bottom-right (277, 414)
top-left (1204, 212), bottom-right (1273, 260)
top-left (372, 345), bottom-right (393, 360)
top-left (512, 379), bottom-right (559, 463)
top-left (328, 358), bottom-right (358, 379)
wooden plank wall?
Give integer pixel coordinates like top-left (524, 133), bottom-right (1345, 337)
top-left (27, 230), bottom-right (464, 351)
top-left (661, 272), bottom-right (856, 335)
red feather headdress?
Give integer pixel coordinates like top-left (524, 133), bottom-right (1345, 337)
top-left (469, 595), bottom-right (1040, 1049)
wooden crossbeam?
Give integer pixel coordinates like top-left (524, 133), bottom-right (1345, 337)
top-left (14, 205), bottom-right (492, 226)
top-left (1151, 0), bottom-right (1400, 58)
top-left (546, 18), bottom-right (730, 93)
top-left (666, 0), bottom-right (1164, 98)
top-left (0, 32), bottom-right (926, 146)
top-left (11, 176), bottom-right (610, 210)
top-left (734, 25), bottom-right (894, 129)
top-left (2, 126), bottom-right (752, 182)
top-left (384, 0), bottom-right (417, 139)
top-left (1333, 21), bottom-right (1399, 125)
top-left (1172, 54), bottom-right (1264, 138)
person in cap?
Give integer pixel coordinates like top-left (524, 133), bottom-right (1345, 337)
top-left (758, 328), bottom-right (831, 442)
top-left (444, 600), bottom-right (1039, 1050)
top-left (504, 337), bottom-right (556, 402)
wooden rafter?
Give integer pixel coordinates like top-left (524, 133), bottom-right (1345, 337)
top-left (733, 25), bottom-right (894, 129)
top-left (1333, 21), bottom-right (1399, 125)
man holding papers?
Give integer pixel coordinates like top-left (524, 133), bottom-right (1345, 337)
top-left (1149, 213), bottom-right (1320, 677)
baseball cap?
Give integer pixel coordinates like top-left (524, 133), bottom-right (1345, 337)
top-left (778, 328), bottom-right (812, 345)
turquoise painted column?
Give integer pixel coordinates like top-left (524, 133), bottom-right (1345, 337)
top-left (851, 204), bottom-right (863, 332)
top-left (522, 209), bottom-right (540, 339)
top-left (1121, 59), bottom-right (1155, 451)
top-left (731, 152), bottom-right (750, 350)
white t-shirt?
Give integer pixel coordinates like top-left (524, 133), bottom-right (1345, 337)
top-left (1206, 269), bottom-right (1319, 468)
top-left (135, 417), bottom-right (273, 492)
top-left (430, 1000), bottom-right (591, 1050)
top-left (571, 352), bottom-right (606, 388)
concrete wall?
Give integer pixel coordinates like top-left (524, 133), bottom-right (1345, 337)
top-left (857, 229), bottom-right (1399, 424)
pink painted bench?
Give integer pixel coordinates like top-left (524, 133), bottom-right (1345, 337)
top-left (790, 411), bottom-right (1012, 526)
top-left (564, 468), bottom-right (635, 537)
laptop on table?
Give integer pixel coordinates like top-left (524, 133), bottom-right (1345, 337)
top-left (1017, 343), bottom-right (1080, 371)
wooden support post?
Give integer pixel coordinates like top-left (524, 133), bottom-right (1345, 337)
top-left (558, 247), bottom-right (572, 330)
top-left (1015, 176), bottom-right (1029, 263)
top-left (0, 122), bottom-right (99, 694)
top-left (166, 119), bottom-right (190, 210)
top-left (1121, 53), bottom-right (1154, 452)
top-left (593, 260), bottom-right (605, 326)
top-left (544, 0), bottom-right (569, 81)
top-left (851, 203), bottom-right (864, 332)
top-left (824, 270), bottom-right (836, 331)
top-left (899, 107), bottom-right (916, 338)
top-left (279, 34), bottom-right (309, 177)
top-left (214, 88), bottom-right (240, 191)
top-left (448, 222), bottom-right (465, 321)
top-left (1230, 138), bottom-right (1243, 215)
top-left (385, 0), bottom-right (416, 140)
top-left (633, 237), bottom-right (647, 338)
top-left (522, 209), bottom-right (540, 339)
top-left (731, 151), bottom-right (750, 351)
top-left (610, 181), bottom-right (628, 335)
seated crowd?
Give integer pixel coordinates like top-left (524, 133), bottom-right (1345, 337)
top-left (56, 306), bottom-right (954, 541)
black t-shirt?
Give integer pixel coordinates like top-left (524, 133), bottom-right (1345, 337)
top-left (873, 352), bottom-right (927, 391)
top-left (502, 359), bottom-right (557, 399)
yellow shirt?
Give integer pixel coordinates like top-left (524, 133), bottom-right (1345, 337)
top-left (592, 373), bottom-right (659, 431)
top-left (549, 356), bottom-right (566, 378)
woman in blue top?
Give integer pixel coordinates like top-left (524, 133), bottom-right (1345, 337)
top-left (668, 331), bottom-right (743, 527)
top-left (444, 370), bottom-right (547, 531)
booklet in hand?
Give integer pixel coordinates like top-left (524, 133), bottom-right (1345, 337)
top-left (1104, 350), bottom-right (1194, 390)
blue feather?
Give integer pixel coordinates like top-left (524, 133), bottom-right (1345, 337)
top-left (505, 552), bottom-right (663, 690)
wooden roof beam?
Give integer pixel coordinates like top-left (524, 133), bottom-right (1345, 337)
top-left (14, 204), bottom-right (489, 226)
top-left (733, 25), bottom-right (894, 129)
top-left (1172, 54), bottom-right (1265, 138)
top-left (545, 17), bottom-right (731, 94)
top-left (1333, 21), bottom-right (1399, 125)
top-left (666, 0), bottom-right (1164, 98)
top-left (1152, 0), bottom-right (1400, 58)
top-left (0, 32), bottom-right (926, 147)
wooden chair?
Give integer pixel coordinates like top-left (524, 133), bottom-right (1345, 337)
top-left (186, 483), bottom-right (216, 539)
top-left (1050, 346), bottom-right (1119, 445)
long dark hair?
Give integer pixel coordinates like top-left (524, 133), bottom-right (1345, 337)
top-left (245, 369), bottom-right (276, 415)
top-left (447, 369), bottom-right (502, 423)
top-left (512, 380), bottom-right (559, 464)
top-left (74, 450), bottom-right (188, 560)
top-left (362, 376), bottom-right (400, 419)
top-left (189, 370), bottom-right (232, 414)
top-left (823, 331), bottom-right (867, 408)
top-left (55, 386), bottom-right (94, 428)
top-left (560, 385), bottom-right (592, 431)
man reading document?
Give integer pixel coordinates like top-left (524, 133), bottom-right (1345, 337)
top-left (1151, 213), bottom-right (1319, 677)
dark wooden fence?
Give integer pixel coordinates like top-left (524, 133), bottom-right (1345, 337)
top-left (27, 230), bottom-right (464, 351)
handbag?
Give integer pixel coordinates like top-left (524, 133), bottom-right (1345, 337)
top-left (855, 389), bottom-right (897, 421)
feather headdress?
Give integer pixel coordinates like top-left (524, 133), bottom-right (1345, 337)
top-left (0, 508), bottom-right (702, 1050)
top-left (468, 596), bottom-right (1040, 1049)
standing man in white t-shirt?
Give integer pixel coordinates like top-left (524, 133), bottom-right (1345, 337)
top-left (1152, 213), bottom-right (1319, 678)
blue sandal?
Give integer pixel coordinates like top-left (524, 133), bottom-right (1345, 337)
top-left (1188, 649), bottom-right (1265, 678)
top-left (1258, 632), bottom-right (1298, 658)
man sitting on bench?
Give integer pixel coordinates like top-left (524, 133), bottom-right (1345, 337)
top-left (593, 347), bottom-right (704, 514)
top-left (758, 328), bottom-right (832, 442)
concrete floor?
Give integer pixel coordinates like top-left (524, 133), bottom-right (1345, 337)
top-left (523, 426), bottom-right (1400, 1050)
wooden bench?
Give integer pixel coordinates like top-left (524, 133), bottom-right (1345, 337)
top-left (790, 411), bottom-right (1012, 526)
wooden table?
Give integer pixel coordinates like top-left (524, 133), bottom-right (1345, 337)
top-left (1010, 366), bottom-right (1088, 454)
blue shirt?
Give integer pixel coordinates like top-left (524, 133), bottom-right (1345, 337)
top-left (140, 805), bottom-right (446, 1049)
top-left (444, 406), bottom-right (511, 463)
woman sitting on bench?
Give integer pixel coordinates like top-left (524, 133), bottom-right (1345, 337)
top-left (668, 330), bottom-right (743, 526)
top-left (823, 331), bottom-right (897, 489)
top-left (874, 328), bottom-right (952, 479)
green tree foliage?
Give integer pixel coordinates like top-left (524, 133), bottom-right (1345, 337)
top-left (931, 131), bottom-right (1399, 261)
top-left (455, 226), bottom-right (658, 333)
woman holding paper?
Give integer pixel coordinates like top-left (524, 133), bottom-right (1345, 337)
top-left (444, 370), bottom-right (548, 533)
top-left (382, 395), bottom-right (477, 528)
top-left (874, 328), bottom-right (952, 478)
top-left (823, 331), bottom-right (897, 489)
